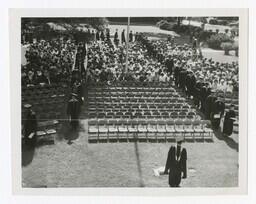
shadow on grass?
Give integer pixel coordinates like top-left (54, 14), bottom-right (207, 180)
top-left (214, 129), bottom-right (238, 152)
top-left (22, 142), bottom-right (35, 167)
top-left (134, 141), bottom-right (145, 187)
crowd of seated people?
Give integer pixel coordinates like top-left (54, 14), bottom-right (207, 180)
top-left (86, 35), bottom-right (170, 85)
top-left (140, 35), bottom-right (239, 95)
top-left (22, 38), bottom-right (77, 87)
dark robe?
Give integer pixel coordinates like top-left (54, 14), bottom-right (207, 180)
top-left (23, 110), bottom-right (37, 147)
top-left (100, 32), bottom-right (105, 41)
top-left (165, 146), bottom-right (184, 187)
top-left (121, 31), bottom-right (126, 44)
top-left (223, 110), bottom-right (236, 136)
top-left (96, 31), bottom-right (100, 41)
top-left (205, 95), bottom-right (217, 120)
top-left (129, 32), bottom-right (133, 42)
top-left (67, 97), bottom-right (80, 129)
top-left (211, 100), bottom-right (225, 129)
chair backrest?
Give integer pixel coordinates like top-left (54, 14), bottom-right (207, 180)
top-left (98, 119), bottom-right (107, 126)
top-left (166, 119), bottom-right (175, 126)
top-left (88, 119), bottom-right (98, 126)
top-left (108, 119), bottom-right (117, 126)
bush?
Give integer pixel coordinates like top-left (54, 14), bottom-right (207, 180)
top-left (221, 42), bottom-right (233, 55)
top-left (156, 20), bottom-right (175, 31)
top-left (207, 33), bottom-right (234, 50)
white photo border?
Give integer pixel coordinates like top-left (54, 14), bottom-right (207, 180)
top-left (9, 8), bottom-right (248, 196)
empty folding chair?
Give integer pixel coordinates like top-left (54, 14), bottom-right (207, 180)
top-left (170, 112), bottom-right (178, 119)
top-left (137, 119), bottom-right (148, 141)
top-left (117, 119), bottom-right (128, 141)
top-left (108, 119), bottom-right (118, 141)
top-left (166, 119), bottom-right (176, 140)
top-left (127, 119), bottom-right (138, 141)
top-left (193, 120), bottom-right (204, 140)
top-left (98, 119), bottom-right (108, 141)
top-left (183, 119), bottom-right (195, 140)
top-left (161, 112), bottom-right (169, 119)
top-left (202, 120), bottom-right (214, 140)
top-left (88, 119), bottom-right (99, 142)
top-left (147, 120), bottom-right (158, 141)
top-left (178, 111), bottom-right (187, 119)
top-left (175, 119), bottom-right (185, 141)
top-left (157, 120), bottom-right (167, 141)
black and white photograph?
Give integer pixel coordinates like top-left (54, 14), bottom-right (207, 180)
top-left (9, 8), bottom-right (248, 195)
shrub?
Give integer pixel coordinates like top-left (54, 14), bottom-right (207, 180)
top-left (157, 20), bottom-right (174, 31)
top-left (221, 42), bottom-right (233, 55)
top-left (207, 33), bottom-right (234, 50)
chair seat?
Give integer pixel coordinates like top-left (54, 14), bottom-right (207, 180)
top-left (138, 127), bottom-right (147, 132)
top-left (37, 131), bottom-right (46, 136)
top-left (98, 127), bottom-right (108, 133)
top-left (194, 128), bottom-right (204, 133)
top-left (109, 127), bottom-right (118, 132)
top-left (89, 127), bottom-right (98, 133)
top-left (46, 129), bottom-right (57, 134)
top-left (166, 127), bottom-right (175, 132)
top-left (118, 127), bottom-right (128, 132)
top-left (204, 128), bottom-right (213, 133)
top-left (147, 128), bottom-right (157, 132)
top-left (176, 128), bottom-right (185, 132)
top-left (157, 128), bottom-right (167, 133)
top-left (128, 127), bottom-right (137, 132)
top-left (184, 128), bottom-right (194, 133)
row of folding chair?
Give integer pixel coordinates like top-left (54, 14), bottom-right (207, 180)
top-left (88, 119), bottom-right (213, 142)
top-left (88, 111), bottom-right (198, 119)
top-left (88, 104), bottom-right (191, 110)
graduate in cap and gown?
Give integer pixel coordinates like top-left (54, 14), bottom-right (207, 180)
top-left (67, 93), bottom-right (80, 129)
top-left (164, 140), bottom-right (187, 187)
top-left (210, 97), bottom-right (225, 129)
top-left (222, 105), bottom-right (236, 136)
top-left (121, 29), bottom-right (126, 44)
top-left (23, 104), bottom-right (37, 148)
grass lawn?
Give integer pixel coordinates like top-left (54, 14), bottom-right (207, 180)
top-left (22, 119), bottom-right (238, 188)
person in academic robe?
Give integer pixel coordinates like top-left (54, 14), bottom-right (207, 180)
top-left (67, 94), bottom-right (80, 129)
top-left (23, 104), bottom-right (37, 148)
top-left (100, 31), bottom-right (105, 41)
top-left (210, 98), bottom-right (225, 129)
top-left (96, 30), bottom-right (100, 41)
top-left (114, 29), bottom-right (119, 46)
top-left (165, 56), bottom-right (174, 77)
top-left (180, 148), bottom-right (187, 179)
top-left (223, 105), bottom-right (236, 136)
top-left (121, 29), bottom-right (126, 44)
top-left (164, 146), bottom-right (175, 174)
top-left (165, 142), bottom-right (187, 187)
top-left (106, 29), bottom-right (110, 41)
top-left (204, 92), bottom-right (217, 120)
top-left (129, 31), bottom-right (133, 42)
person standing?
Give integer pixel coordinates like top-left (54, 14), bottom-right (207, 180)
top-left (164, 141), bottom-right (187, 187)
top-left (121, 29), bottom-right (126, 44)
top-left (222, 105), bottom-right (236, 136)
top-left (96, 30), bottom-right (100, 41)
top-left (67, 93), bottom-right (80, 130)
top-left (114, 29), bottom-right (119, 47)
top-left (23, 104), bottom-right (37, 148)
top-left (210, 97), bottom-right (225, 129)
top-left (129, 30), bottom-right (133, 42)
top-left (100, 31), bottom-right (105, 41)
